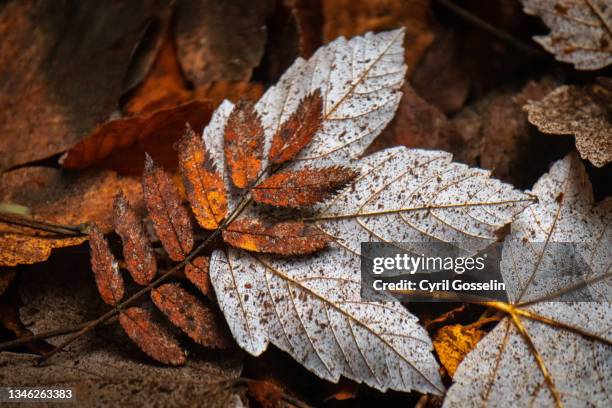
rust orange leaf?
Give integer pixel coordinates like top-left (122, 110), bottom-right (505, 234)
top-left (268, 90), bottom-right (323, 164)
top-left (252, 166), bottom-right (358, 208)
top-left (223, 100), bottom-right (264, 188)
top-left (113, 191), bottom-right (157, 285)
top-left (142, 154), bottom-right (194, 261)
top-left (178, 125), bottom-right (227, 230)
top-left (185, 256), bottom-right (212, 298)
top-left (119, 307), bottom-right (186, 366)
top-left (222, 218), bottom-right (330, 255)
top-left (433, 323), bottom-right (487, 377)
top-left (151, 283), bottom-right (231, 349)
top-left (88, 223), bottom-right (124, 306)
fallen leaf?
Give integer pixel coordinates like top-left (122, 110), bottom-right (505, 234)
top-left (444, 153), bottom-right (611, 407)
top-left (433, 323), bottom-right (487, 377)
top-left (222, 218), bottom-right (330, 255)
top-left (0, 0), bottom-right (168, 170)
top-left (252, 167), bottom-right (358, 208)
top-left (151, 283), bottom-right (231, 349)
top-left (323, 0), bottom-right (434, 75)
top-left (246, 379), bottom-right (285, 408)
top-left (89, 224), bottom-right (124, 306)
top-left (524, 84), bottom-right (612, 167)
top-left (224, 100), bottom-right (265, 189)
top-left (521, 0), bottom-right (612, 70)
top-left (0, 167), bottom-right (141, 266)
top-left (205, 29), bottom-right (531, 394)
top-left (178, 125), bottom-right (227, 230)
top-left (60, 100), bottom-right (213, 174)
top-left (268, 90), bottom-right (324, 164)
top-left (185, 256), bottom-right (213, 298)
top-left (113, 192), bottom-right (157, 285)
top-left (143, 155), bottom-right (194, 261)
top-left (119, 307), bottom-right (186, 366)
top-left (174, 0), bottom-right (273, 85)
top-left (293, 0), bottom-right (324, 58)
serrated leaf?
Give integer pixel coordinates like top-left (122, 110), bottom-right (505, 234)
top-left (444, 153), bottom-right (612, 408)
top-left (268, 90), bottom-right (323, 164)
top-left (185, 256), bottom-right (213, 297)
top-left (222, 218), bottom-right (329, 255)
top-left (113, 191), bottom-right (157, 285)
top-left (252, 167), bottom-right (358, 208)
top-left (89, 223), bottom-right (124, 306)
top-left (206, 30), bottom-right (534, 395)
top-left (521, 0), bottom-right (612, 70)
top-left (119, 307), bottom-right (186, 366)
top-left (524, 84), bottom-right (612, 167)
top-left (142, 154), bottom-right (194, 261)
top-left (151, 283), bottom-right (230, 349)
top-left (224, 100), bottom-right (265, 189)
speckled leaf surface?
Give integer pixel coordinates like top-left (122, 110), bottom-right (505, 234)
top-left (444, 154), bottom-right (612, 408)
top-left (521, 0), bottom-right (612, 70)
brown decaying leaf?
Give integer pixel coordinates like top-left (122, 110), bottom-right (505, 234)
top-left (0, 0), bottom-right (167, 170)
top-left (151, 283), bottom-right (230, 349)
top-left (252, 167), bottom-right (358, 208)
top-left (224, 100), bottom-right (265, 188)
top-left (222, 218), bottom-right (330, 255)
top-left (88, 224), bottom-right (124, 306)
top-left (113, 192), bottom-right (157, 285)
top-left (268, 90), bottom-right (324, 164)
top-left (178, 126), bottom-right (227, 230)
top-left (185, 256), bottom-right (213, 298)
top-left (323, 0), bottom-right (434, 75)
top-left (142, 155), bottom-right (194, 261)
top-left (433, 323), bottom-right (487, 377)
top-left (524, 84), bottom-right (612, 168)
top-left (246, 379), bottom-right (285, 408)
top-left (118, 307), bottom-right (186, 366)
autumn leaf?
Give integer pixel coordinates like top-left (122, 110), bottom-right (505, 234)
top-left (520, 0), bottom-right (612, 70)
top-left (224, 100), bottom-right (265, 189)
top-left (444, 153), bottom-right (611, 407)
top-left (89, 224), bottom-right (124, 307)
top-left (185, 256), bottom-right (213, 298)
top-left (142, 154), bottom-right (194, 261)
top-left (524, 84), bottom-right (612, 167)
top-left (151, 283), bottom-right (231, 349)
top-left (252, 167), bottom-right (358, 208)
top-left (178, 125), bottom-right (227, 230)
top-left (119, 307), bottom-right (186, 366)
top-left (268, 90), bottom-right (323, 164)
top-left (433, 322), bottom-right (489, 377)
top-left (113, 192), bottom-right (157, 285)
top-left (222, 218), bottom-right (330, 255)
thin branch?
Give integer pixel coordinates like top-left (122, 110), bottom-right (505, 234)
top-left (0, 213), bottom-right (87, 236)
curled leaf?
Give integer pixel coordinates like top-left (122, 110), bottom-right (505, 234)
top-left (151, 283), bottom-right (230, 349)
top-left (142, 154), bottom-right (193, 261)
top-left (119, 307), bottom-right (186, 366)
top-left (222, 218), bottom-right (329, 255)
top-left (433, 324), bottom-right (487, 377)
top-left (178, 125), bottom-right (227, 230)
top-left (253, 167), bottom-right (358, 208)
top-left (113, 191), bottom-right (157, 285)
top-left (268, 90), bottom-right (323, 164)
top-left (185, 256), bottom-right (212, 297)
top-left (524, 84), bottom-right (612, 167)
top-left (224, 100), bottom-right (264, 188)
top-left (88, 224), bottom-right (124, 306)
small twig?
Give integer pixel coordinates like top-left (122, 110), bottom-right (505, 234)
top-left (0, 213), bottom-right (87, 236)
top-left (434, 0), bottom-right (548, 59)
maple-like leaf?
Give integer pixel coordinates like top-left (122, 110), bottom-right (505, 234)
top-left (113, 192), bottom-right (157, 285)
top-left (222, 218), bottom-right (330, 255)
top-left (524, 84), bottom-right (612, 167)
top-left (202, 29), bottom-right (535, 394)
top-left (520, 0), bottom-right (612, 70)
top-left (89, 223), bottom-right (124, 306)
top-left (444, 153), bottom-right (611, 407)
top-left (252, 167), bottom-right (358, 208)
top-left (119, 307), bottom-right (186, 366)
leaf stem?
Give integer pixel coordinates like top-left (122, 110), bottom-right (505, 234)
top-left (0, 213), bottom-right (87, 236)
